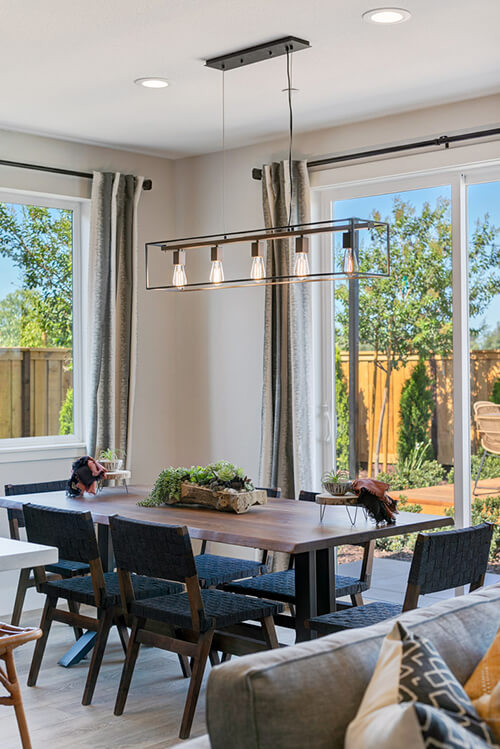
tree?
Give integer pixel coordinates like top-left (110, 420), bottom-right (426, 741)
top-left (335, 347), bottom-right (349, 470)
top-left (398, 360), bottom-right (434, 462)
top-left (0, 203), bottom-right (72, 347)
top-left (335, 196), bottom-right (500, 474)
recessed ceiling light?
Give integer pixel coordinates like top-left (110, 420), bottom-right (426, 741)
top-left (134, 77), bottom-right (169, 89)
top-left (362, 7), bottom-right (411, 24)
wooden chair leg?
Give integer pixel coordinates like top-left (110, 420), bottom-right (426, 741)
top-left (221, 652), bottom-right (232, 663)
top-left (209, 649), bottom-right (220, 666)
top-left (114, 618), bottom-right (144, 716)
top-left (179, 630), bottom-right (214, 740)
top-left (351, 593), bottom-right (364, 607)
top-left (115, 614), bottom-right (129, 655)
top-left (67, 601), bottom-right (83, 641)
top-left (27, 598), bottom-right (55, 687)
top-left (82, 607), bottom-right (114, 706)
top-left (11, 569), bottom-right (31, 628)
top-left (4, 650), bottom-right (33, 749)
top-left (261, 616), bottom-right (279, 649)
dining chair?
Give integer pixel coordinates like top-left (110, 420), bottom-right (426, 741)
top-left (223, 490), bottom-right (375, 626)
top-left (472, 406), bottom-right (500, 494)
top-left (5, 480), bottom-right (92, 627)
top-left (110, 514), bottom-right (283, 740)
top-left (23, 504), bottom-right (184, 706)
top-left (308, 523), bottom-right (493, 636)
top-left (195, 486), bottom-right (281, 587)
top-left (0, 623), bottom-right (42, 749)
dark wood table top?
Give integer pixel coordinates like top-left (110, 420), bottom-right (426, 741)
top-left (0, 485), bottom-right (454, 554)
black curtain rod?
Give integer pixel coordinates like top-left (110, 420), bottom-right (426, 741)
top-left (0, 158), bottom-right (152, 190)
top-left (251, 126), bottom-right (500, 180)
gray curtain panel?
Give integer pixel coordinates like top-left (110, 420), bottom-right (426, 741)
top-left (87, 171), bottom-right (143, 464)
top-left (259, 160), bottom-right (314, 503)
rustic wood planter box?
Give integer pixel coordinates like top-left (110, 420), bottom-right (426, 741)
top-left (165, 483), bottom-right (267, 514)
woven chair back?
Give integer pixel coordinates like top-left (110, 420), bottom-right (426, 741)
top-left (4, 480), bottom-right (67, 530)
top-left (256, 487), bottom-right (281, 498)
top-left (23, 504), bottom-right (99, 564)
top-left (298, 490), bottom-right (319, 503)
top-left (476, 413), bottom-right (500, 454)
top-left (110, 515), bottom-right (197, 583)
top-left (408, 523), bottom-right (493, 595)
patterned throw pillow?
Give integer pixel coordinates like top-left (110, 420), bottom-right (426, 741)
top-left (465, 623), bottom-right (500, 741)
top-left (346, 621), bottom-right (498, 749)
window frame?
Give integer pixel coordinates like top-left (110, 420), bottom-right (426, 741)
top-left (0, 187), bottom-right (89, 461)
top-left (314, 158), bottom-right (500, 528)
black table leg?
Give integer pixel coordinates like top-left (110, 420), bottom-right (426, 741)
top-left (316, 546), bottom-right (336, 616)
top-left (294, 550), bottom-right (317, 642)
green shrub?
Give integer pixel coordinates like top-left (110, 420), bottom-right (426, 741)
top-left (378, 441), bottom-right (444, 490)
top-left (398, 361), bottom-right (434, 462)
top-left (335, 347), bottom-right (349, 471)
top-left (491, 378), bottom-right (500, 404)
top-left (445, 494), bottom-right (500, 560)
top-left (58, 387), bottom-right (73, 435)
top-left (448, 449), bottom-right (500, 484)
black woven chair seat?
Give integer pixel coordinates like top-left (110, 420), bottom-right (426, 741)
top-left (45, 559), bottom-right (91, 577)
top-left (224, 569), bottom-right (368, 603)
top-left (308, 601), bottom-right (403, 634)
top-left (194, 554), bottom-right (266, 587)
top-left (131, 589), bottom-right (283, 632)
top-left (40, 572), bottom-right (184, 607)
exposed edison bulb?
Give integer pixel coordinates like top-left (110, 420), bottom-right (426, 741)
top-left (294, 236), bottom-right (310, 278)
top-left (209, 246), bottom-right (224, 284)
top-left (342, 248), bottom-right (358, 275)
top-left (210, 260), bottom-right (224, 284)
top-left (251, 255), bottom-right (265, 281)
top-left (250, 241), bottom-right (265, 281)
top-left (172, 250), bottom-right (187, 288)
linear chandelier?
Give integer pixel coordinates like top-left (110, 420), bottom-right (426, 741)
top-left (145, 37), bottom-right (391, 292)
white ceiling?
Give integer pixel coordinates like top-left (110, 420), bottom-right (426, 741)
top-left (2, 0), bottom-right (500, 158)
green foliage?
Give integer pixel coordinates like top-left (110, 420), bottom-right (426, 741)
top-left (322, 469), bottom-right (349, 485)
top-left (58, 387), bottom-right (73, 435)
top-left (398, 361), bottom-right (434, 462)
top-left (335, 347), bottom-right (349, 471)
top-left (378, 441), bottom-right (444, 490)
top-left (445, 495), bottom-right (500, 560)
top-left (491, 378), bottom-right (500, 405)
top-left (0, 203), bottom-right (72, 348)
top-left (375, 496), bottom-right (423, 552)
top-left (472, 322), bottom-right (500, 350)
top-left (448, 449), bottom-right (500, 484)
top-left (139, 461), bottom-right (254, 507)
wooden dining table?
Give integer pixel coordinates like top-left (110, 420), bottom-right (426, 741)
top-left (0, 484), bottom-right (454, 648)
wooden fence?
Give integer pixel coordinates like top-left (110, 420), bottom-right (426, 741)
top-left (339, 350), bottom-right (500, 467)
top-left (0, 348), bottom-right (72, 438)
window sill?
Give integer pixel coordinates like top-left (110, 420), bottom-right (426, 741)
top-left (0, 441), bottom-right (86, 464)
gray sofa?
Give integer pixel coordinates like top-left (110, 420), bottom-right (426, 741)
top-left (179, 582), bottom-right (500, 748)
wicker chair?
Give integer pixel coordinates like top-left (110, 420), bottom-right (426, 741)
top-left (0, 623), bottom-right (42, 749)
top-left (195, 487), bottom-right (281, 586)
top-left (308, 523), bottom-right (493, 636)
top-left (473, 404), bottom-right (500, 494)
top-left (24, 504), bottom-right (183, 706)
top-left (110, 514), bottom-right (283, 740)
top-left (5, 481), bottom-right (92, 627)
top-left (223, 490), bottom-right (375, 626)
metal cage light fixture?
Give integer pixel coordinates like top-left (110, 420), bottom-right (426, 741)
top-left (145, 37), bottom-right (390, 292)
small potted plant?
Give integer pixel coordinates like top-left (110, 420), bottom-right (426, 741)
top-left (98, 448), bottom-right (124, 472)
top-left (321, 469), bottom-right (352, 496)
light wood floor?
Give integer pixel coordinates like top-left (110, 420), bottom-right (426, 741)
top-left (1, 608), bottom-right (208, 749)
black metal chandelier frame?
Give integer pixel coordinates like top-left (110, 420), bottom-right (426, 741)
top-left (145, 216), bottom-right (390, 292)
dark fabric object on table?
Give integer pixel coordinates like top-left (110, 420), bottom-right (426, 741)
top-left (356, 488), bottom-right (397, 524)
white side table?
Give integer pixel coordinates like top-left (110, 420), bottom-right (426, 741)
top-left (0, 537), bottom-right (58, 573)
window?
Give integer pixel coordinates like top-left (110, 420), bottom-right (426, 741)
top-left (0, 190), bottom-right (86, 449)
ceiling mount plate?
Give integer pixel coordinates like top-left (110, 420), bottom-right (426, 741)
top-left (205, 36), bottom-right (311, 71)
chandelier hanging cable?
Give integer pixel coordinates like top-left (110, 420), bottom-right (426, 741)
top-left (145, 36), bottom-right (391, 292)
